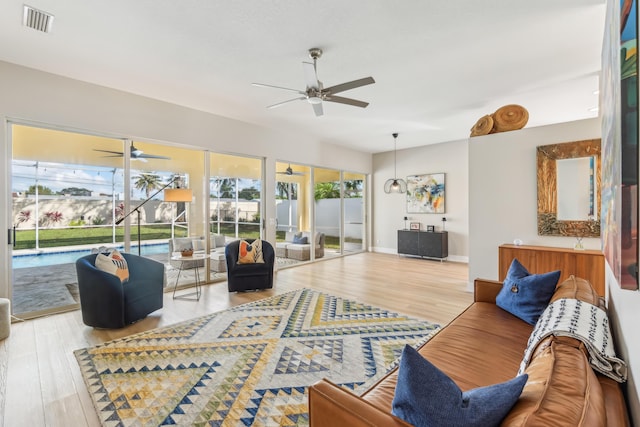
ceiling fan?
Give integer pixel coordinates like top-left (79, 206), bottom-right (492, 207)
top-left (252, 48), bottom-right (375, 117)
top-left (277, 164), bottom-right (305, 176)
top-left (94, 142), bottom-right (171, 161)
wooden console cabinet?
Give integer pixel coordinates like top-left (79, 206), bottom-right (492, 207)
top-left (398, 230), bottom-right (448, 260)
top-left (498, 244), bottom-right (605, 296)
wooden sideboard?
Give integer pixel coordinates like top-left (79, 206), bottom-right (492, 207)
top-left (398, 230), bottom-right (448, 260)
top-left (498, 244), bottom-right (605, 297)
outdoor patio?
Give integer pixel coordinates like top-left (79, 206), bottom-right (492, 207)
top-left (11, 252), bottom-right (305, 316)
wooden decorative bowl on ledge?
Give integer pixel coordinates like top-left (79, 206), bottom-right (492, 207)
top-left (180, 249), bottom-right (194, 257)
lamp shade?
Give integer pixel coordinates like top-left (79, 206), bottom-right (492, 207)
top-left (384, 178), bottom-right (407, 193)
top-left (164, 188), bottom-right (192, 202)
top-left (384, 132), bottom-right (407, 194)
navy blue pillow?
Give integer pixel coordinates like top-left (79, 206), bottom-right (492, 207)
top-left (292, 235), bottom-right (308, 244)
top-left (392, 345), bottom-right (527, 427)
top-left (496, 258), bottom-right (561, 325)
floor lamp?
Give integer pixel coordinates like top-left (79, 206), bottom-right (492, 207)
top-left (164, 188), bottom-right (193, 239)
top-left (116, 177), bottom-right (192, 255)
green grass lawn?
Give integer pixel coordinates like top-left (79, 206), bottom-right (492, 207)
top-left (14, 224), bottom-right (360, 251)
top-left (14, 225), bottom-right (188, 250)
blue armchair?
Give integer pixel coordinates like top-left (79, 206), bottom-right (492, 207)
top-left (225, 239), bottom-right (275, 292)
top-left (75, 253), bottom-right (164, 328)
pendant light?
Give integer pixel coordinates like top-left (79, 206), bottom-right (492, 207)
top-left (384, 133), bottom-right (407, 193)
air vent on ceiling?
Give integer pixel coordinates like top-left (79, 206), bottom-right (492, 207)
top-left (23, 5), bottom-right (54, 33)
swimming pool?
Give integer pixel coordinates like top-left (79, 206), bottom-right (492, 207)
top-left (12, 243), bottom-right (169, 269)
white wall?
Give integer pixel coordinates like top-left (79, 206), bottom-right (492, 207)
top-left (469, 117), bottom-right (640, 423)
top-left (468, 118), bottom-right (602, 285)
top-left (607, 266), bottom-right (640, 423)
top-left (372, 139), bottom-right (469, 262)
top-left (0, 60), bottom-right (372, 299)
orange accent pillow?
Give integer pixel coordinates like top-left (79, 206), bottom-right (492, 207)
top-left (238, 239), bottom-right (264, 264)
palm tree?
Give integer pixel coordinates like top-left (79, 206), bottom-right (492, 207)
top-left (344, 180), bottom-right (363, 198)
top-left (315, 182), bottom-right (340, 200)
top-left (276, 181), bottom-right (297, 199)
top-left (212, 178), bottom-right (236, 199)
top-left (133, 173), bottom-right (162, 198)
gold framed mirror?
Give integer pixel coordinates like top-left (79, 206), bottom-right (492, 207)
top-left (537, 139), bottom-right (601, 237)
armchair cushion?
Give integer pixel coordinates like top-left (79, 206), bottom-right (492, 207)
top-left (292, 235), bottom-right (308, 244)
top-left (95, 249), bottom-right (129, 283)
top-left (172, 237), bottom-right (195, 252)
top-left (211, 233), bottom-right (226, 248)
top-left (192, 239), bottom-right (206, 252)
top-left (285, 231), bottom-right (302, 242)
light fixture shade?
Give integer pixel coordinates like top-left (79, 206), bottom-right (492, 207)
top-left (384, 178), bottom-right (407, 194)
top-left (164, 188), bottom-right (192, 202)
top-left (384, 132), bottom-right (407, 194)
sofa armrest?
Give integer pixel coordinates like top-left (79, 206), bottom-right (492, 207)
top-left (474, 278), bottom-right (503, 303)
top-left (598, 375), bottom-right (631, 427)
top-left (308, 379), bottom-right (412, 427)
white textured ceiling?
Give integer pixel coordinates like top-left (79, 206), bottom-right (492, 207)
top-left (0, 1), bottom-right (605, 153)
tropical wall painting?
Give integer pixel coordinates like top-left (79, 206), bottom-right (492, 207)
top-left (406, 173), bottom-right (445, 214)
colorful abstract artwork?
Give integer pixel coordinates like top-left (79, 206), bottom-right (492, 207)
top-left (602, 0), bottom-right (622, 285)
top-left (406, 173), bottom-right (445, 214)
top-left (619, 0), bottom-right (638, 289)
top-left (602, 0), bottom-right (638, 290)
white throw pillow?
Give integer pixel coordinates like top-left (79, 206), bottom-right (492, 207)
top-left (95, 249), bottom-right (129, 283)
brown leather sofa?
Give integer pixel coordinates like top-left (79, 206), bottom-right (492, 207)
top-left (309, 276), bottom-right (630, 426)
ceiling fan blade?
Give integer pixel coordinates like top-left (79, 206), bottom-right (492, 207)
top-left (324, 77), bottom-right (375, 95)
top-left (139, 154), bottom-right (171, 160)
top-left (303, 61), bottom-right (319, 89)
top-left (324, 95), bottom-right (369, 108)
top-left (94, 149), bottom-right (124, 156)
top-left (267, 97), bottom-right (306, 109)
top-left (312, 102), bottom-right (324, 117)
top-left (252, 82), bottom-right (305, 94)
top-left (277, 170), bottom-right (305, 175)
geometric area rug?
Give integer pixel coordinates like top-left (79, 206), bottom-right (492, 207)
top-left (74, 288), bottom-right (440, 426)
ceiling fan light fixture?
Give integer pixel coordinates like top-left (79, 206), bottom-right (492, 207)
top-left (253, 47), bottom-right (374, 117)
top-left (131, 146), bottom-right (143, 157)
top-left (384, 133), bottom-right (407, 194)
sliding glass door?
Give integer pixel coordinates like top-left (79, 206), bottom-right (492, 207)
top-left (208, 153), bottom-right (264, 280)
top-left (210, 153), bottom-right (263, 240)
top-left (11, 125), bottom-right (127, 317)
top-left (126, 141), bottom-right (204, 290)
top-left (275, 162), bottom-right (367, 267)
top-left (9, 122), bottom-right (363, 318)
top-left (343, 172), bottom-right (366, 253)
top-left (10, 125), bottom-right (208, 318)
top-left (314, 167), bottom-right (342, 258)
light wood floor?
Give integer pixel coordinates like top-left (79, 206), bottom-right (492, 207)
top-left (0, 252), bottom-right (472, 427)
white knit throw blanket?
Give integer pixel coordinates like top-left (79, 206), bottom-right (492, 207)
top-left (518, 298), bottom-right (627, 383)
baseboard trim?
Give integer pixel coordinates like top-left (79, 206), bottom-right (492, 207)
top-left (370, 247), bottom-right (468, 264)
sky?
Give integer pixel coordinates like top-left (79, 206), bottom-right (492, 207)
top-left (12, 160), bottom-right (261, 200)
